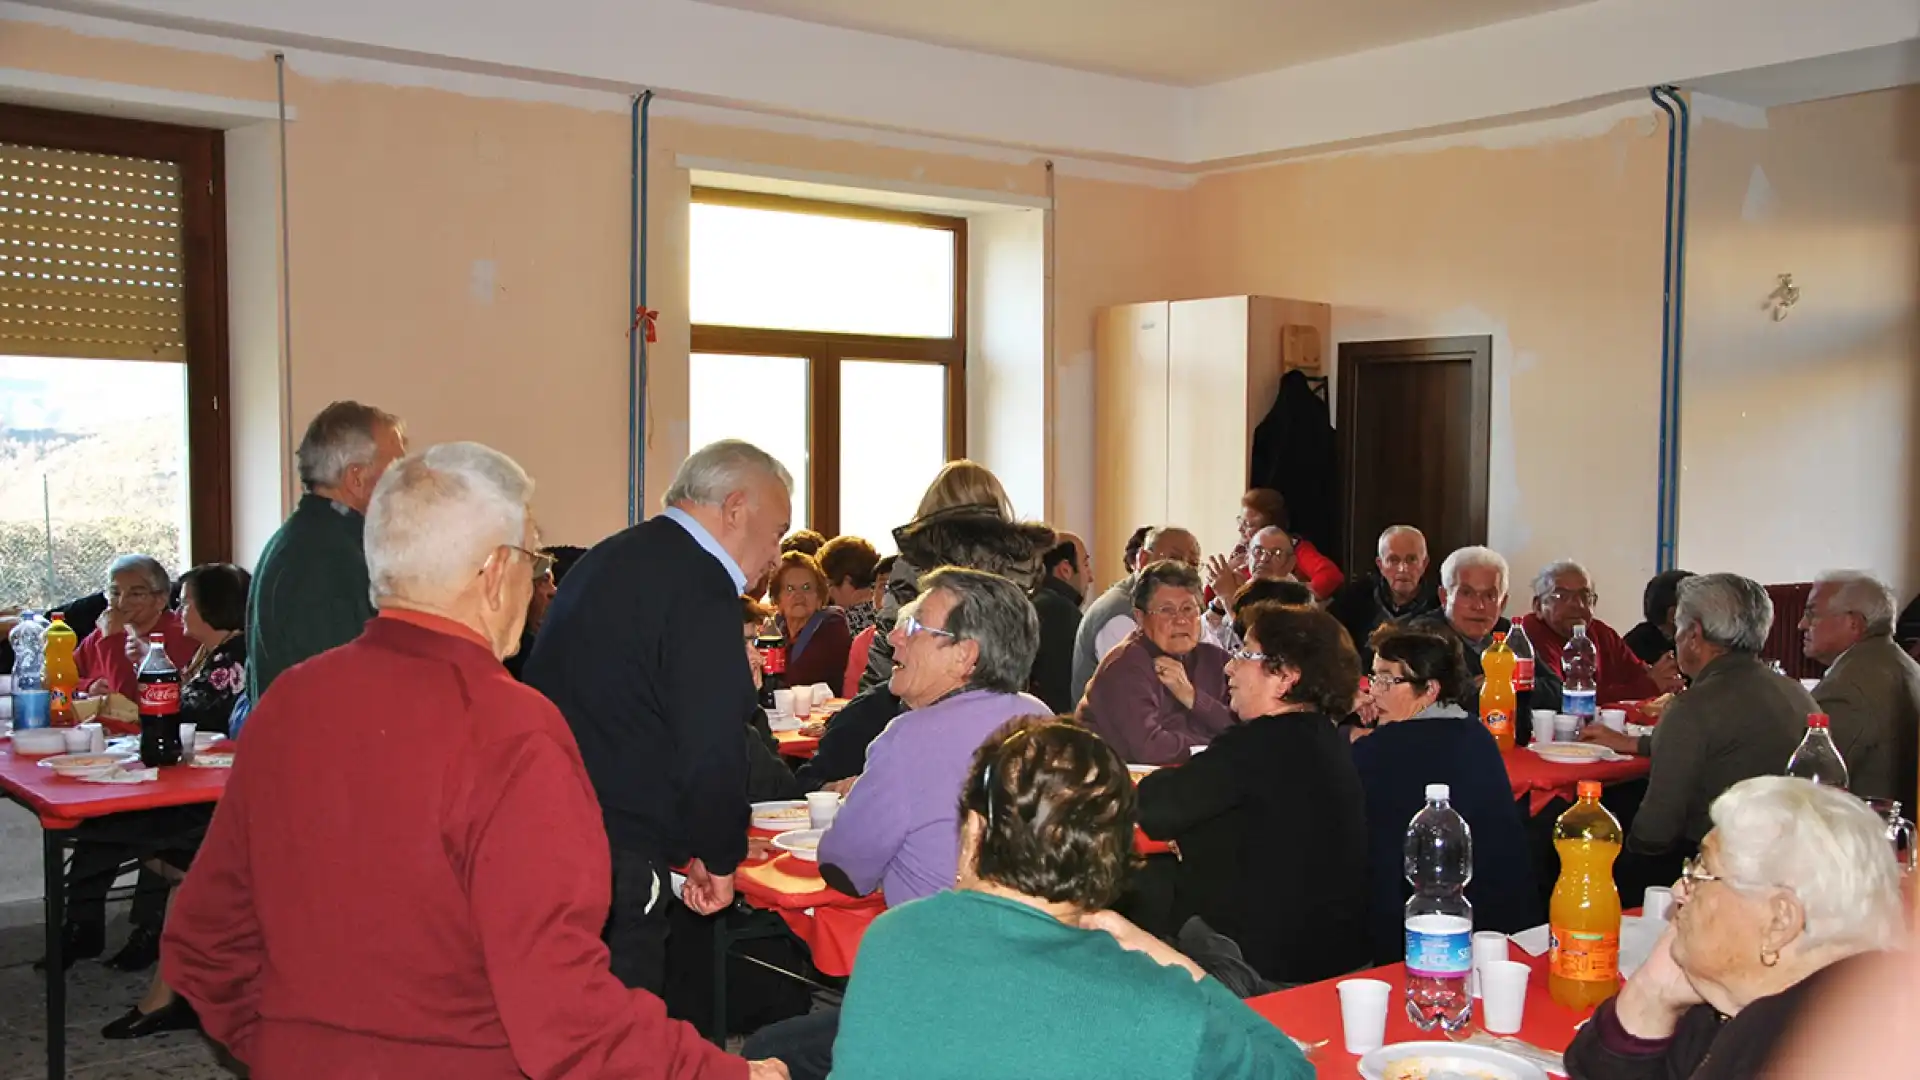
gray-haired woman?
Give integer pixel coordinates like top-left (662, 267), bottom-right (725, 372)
top-left (1565, 775), bottom-right (1907, 1080)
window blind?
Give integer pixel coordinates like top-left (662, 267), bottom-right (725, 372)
top-left (0, 141), bottom-right (184, 362)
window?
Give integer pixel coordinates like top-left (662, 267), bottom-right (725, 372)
top-left (689, 190), bottom-right (964, 547)
top-left (0, 104), bottom-right (229, 607)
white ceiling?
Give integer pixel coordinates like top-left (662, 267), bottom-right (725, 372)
top-left (693, 0), bottom-right (1596, 85)
top-left (1690, 39), bottom-right (1920, 108)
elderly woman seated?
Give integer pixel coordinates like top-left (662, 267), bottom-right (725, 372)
top-left (1351, 625), bottom-right (1538, 964)
top-left (831, 718), bottom-right (1313, 1080)
top-left (1135, 602), bottom-right (1372, 986)
top-left (768, 549), bottom-right (853, 689)
top-left (1564, 776), bottom-right (1906, 1079)
top-left (1077, 560), bottom-right (1234, 765)
top-left (77, 554), bottom-right (197, 699)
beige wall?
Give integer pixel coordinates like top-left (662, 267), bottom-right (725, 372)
top-left (1185, 119), bottom-right (1670, 628)
top-left (1678, 87), bottom-right (1920, 602)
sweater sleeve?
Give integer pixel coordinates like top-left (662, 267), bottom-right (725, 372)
top-left (817, 726), bottom-right (909, 897)
top-left (163, 738), bottom-right (265, 1062)
top-left (1136, 743), bottom-right (1243, 840)
top-left (1292, 539), bottom-right (1345, 601)
top-left (1628, 701), bottom-right (1707, 853)
top-left (664, 593), bottom-right (751, 875)
top-left (1192, 977), bottom-right (1314, 1080)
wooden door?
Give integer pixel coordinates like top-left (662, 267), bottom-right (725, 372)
top-left (1095, 302), bottom-right (1170, 586)
top-left (1336, 336), bottom-right (1492, 573)
top-left (1167, 296), bottom-right (1251, 560)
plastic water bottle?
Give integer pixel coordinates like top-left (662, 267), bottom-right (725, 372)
top-left (1405, 784), bottom-right (1474, 1032)
top-left (1561, 623), bottom-right (1598, 725)
top-left (9, 613), bottom-right (50, 730)
top-left (1786, 713), bottom-right (1850, 789)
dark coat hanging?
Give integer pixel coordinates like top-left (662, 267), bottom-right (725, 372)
top-left (1248, 368), bottom-right (1337, 552)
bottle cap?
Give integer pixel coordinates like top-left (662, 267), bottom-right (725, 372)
top-left (1426, 784), bottom-right (1450, 802)
top-left (1492, 631), bottom-right (1506, 642)
top-left (1577, 780), bottom-right (1603, 799)
top-left (1807, 713), bottom-right (1830, 729)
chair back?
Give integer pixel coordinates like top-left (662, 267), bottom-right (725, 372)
top-left (843, 625), bottom-right (875, 698)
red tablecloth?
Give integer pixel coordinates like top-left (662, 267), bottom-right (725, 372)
top-left (1248, 951), bottom-right (1599, 1075)
top-left (0, 740), bottom-right (227, 828)
top-left (1504, 746), bottom-right (1650, 816)
top-left (735, 829), bottom-right (884, 977)
top-left (772, 729), bottom-right (819, 759)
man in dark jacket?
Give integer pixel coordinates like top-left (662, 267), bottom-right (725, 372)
top-left (1028, 532), bottom-right (1091, 713)
top-left (524, 439), bottom-right (791, 993)
top-left (1327, 524), bottom-right (1439, 663)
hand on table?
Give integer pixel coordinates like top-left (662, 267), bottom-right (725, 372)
top-left (821, 776), bottom-right (857, 796)
top-left (682, 858), bottom-right (735, 915)
top-left (1579, 724), bottom-right (1640, 756)
top-left (748, 1059), bottom-right (791, 1080)
top-left (1078, 910), bottom-right (1205, 981)
top-left (1649, 652), bottom-right (1686, 695)
top-left (1153, 658), bottom-right (1196, 710)
top-left (798, 722), bottom-right (827, 739)
top-left (85, 679), bottom-right (112, 697)
top-left (1611, 923), bottom-right (1703, 1040)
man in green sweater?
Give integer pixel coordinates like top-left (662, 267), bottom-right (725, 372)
top-left (246, 401), bottom-right (407, 703)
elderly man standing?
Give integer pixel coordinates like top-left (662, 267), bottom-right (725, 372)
top-left (1800, 570), bottom-right (1920, 807)
top-left (164, 443), bottom-right (776, 1079)
top-left (747, 566), bottom-right (1047, 1080)
top-left (1328, 525), bottom-right (1440, 664)
top-left (1069, 526), bottom-right (1202, 706)
top-left (525, 440), bottom-right (790, 993)
top-left (1593, 574), bottom-right (1813, 888)
top-left (1518, 559), bottom-right (1684, 712)
top-left (1410, 546), bottom-right (1513, 679)
top-left (1029, 531), bottom-right (1092, 714)
top-left (247, 400), bottom-right (406, 701)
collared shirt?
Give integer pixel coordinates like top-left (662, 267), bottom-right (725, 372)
top-left (660, 506), bottom-right (747, 594)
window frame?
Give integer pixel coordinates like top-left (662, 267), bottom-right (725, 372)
top-left (0, 103), bottom-right (232, 567)
top-left (690, 188), bottom-right (966, 536)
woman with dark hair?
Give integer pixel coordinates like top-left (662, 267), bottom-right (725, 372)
top-left (830, 718), bottom-right (1312, 1080)
top-left (1351, 625), bottom-right (1538, 964)
top-left (1625, 569), bottom-right (1696, 666)
top-left (817, 535), bottom-right (881, 634)
top-left (768, 550), bottom-right (853, 688)
top-left (175, 563), bottom-right (250, 736)
top-left (1135, 603), bottom-right (1371, 985)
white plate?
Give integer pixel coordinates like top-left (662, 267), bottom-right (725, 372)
top-left (750, 800), bottom-right (813, 833)
top-left (766, 713), bottom-right (804, 733)
top-left (771, 828), bottom-right (823, 862)
top-left (38, 751), bottom-right (137, 777)
top-left (1358, 1042), bottom-right (1548, 1080)
top-left (1127, 764), bottom-right (1160, 782)
top-left (1526, 742), bottom-right (1624, 763)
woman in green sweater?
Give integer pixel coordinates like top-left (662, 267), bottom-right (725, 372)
top-left (830, 718), bottom-right (1312, 1080)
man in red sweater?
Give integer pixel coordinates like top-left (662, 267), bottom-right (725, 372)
top-left (163, 442), bottom-right (781, 1080)
top-left (1519, 559), bottom-right (1686, 710)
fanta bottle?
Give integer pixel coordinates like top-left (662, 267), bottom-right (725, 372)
top-left (1479, 632), bottom-right (1517, 751)
top-left (1549, 780), bottom-right (1624, 1009)
top-left (43, 613), bottom-right (79, 728)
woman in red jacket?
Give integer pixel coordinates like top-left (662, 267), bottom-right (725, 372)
top-left (1214, 489), bottom-right (1343, 602)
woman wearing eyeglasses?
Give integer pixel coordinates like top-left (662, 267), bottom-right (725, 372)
top-left (1564, 776), bottom-right (1905, 1080)
top-left (1350, 625), bottom-right (1539, 965)
top-left (830, 718), bottom-right (1313, 1080)
top-left (769, 549), bottom-right (853, 690)
top-left (1077, 560), bottom-right (1235, 766)
top-left (1134, 602), bottom-right (1371, 986)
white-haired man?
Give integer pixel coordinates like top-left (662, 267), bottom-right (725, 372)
top-left (1410, 545), bottom-right (1513, 680)
top-left (164, 443), bottom-right (775, 1079)
top-left (1800, 570), bottom-right (1920, 808)
top-left (525, 440), bottom-right (791, 994)
top-left (247, 400), bottom-right (407, 700)
top-left (1516, 559), bottom-right (1684, 713)
top-left (1328, 525), bottom-right (1440, 664)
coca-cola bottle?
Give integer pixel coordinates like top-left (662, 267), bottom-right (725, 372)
top-left (756, 633), bottom-right (788, 712)
top-left (136, 635), bottom-right (184, 767)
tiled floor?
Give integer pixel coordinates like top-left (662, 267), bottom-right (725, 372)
top-left (0, 914), bottom-right (239, 1079)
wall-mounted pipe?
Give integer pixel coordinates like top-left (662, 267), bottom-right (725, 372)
top-left (1649, 85), bottom-right (1691, 572)
top-left (628, 90), bottom-right (653, 525)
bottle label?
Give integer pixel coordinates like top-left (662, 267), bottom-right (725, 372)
top-left (1548, 924), bottom-right (1620, 982)
top-left (49, 687), bottom-right (73, 719)
top-left (138, 682), bottom-right (180, 716)
top-left (1405, 916), bottom-right (1472, 977)
top-left (11, 689), bottom-right (50, 729)
top-left (1483, 709), bottom-right (1512, 738)
top-left (1514, 657), bottom-right (1535, 691)
top-left (1563, 690), bottom-right (1596, 718)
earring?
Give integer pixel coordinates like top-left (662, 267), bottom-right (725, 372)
top-left (1760, 948), bottom-right (1780, 968)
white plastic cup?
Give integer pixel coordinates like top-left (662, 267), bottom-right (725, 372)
top-left (771, 688), bottom-right (795, 717)
top-left (810, 683), bottom-right (833, 707)
top-left (1335, 978), bottom-right (1391, 1054)
top-left (61, 726), bottom-right (90, 753)
top-left (805, 791), bottom-right (841, 830)
top-left (1553, 714), bottom-right (1580, 742)
top-left (1600, 708), bottom-right (1628, 733)
top-left (1481, 960), bottom-right (1530, 1034)
top-left (1643, 886), bottom-right (1674, 922)
top-left (1470, 931), bottom-right (1509, 999)
top-left (1530, 710), bottom-right (1555, 744)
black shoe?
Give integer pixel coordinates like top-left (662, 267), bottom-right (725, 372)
top-left (101, 997), bottom-right (199, 1040)
top-left (105, 923), bottom-right (162, 972)
top-left (32, 922), bottom-right (105, 972)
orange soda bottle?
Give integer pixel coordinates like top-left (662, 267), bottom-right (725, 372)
top-left (1549, 780), bottom-right (1624, 1009)
top-left (1479, 631), bottom-right (1517, 751)
top-left (43, 612), bottom-right (79, 727)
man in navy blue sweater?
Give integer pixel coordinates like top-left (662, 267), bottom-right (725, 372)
top-left (525, 440), bottom-right (792, 993)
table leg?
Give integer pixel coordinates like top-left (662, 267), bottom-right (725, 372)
top-left (43, 828), bottom-right (65, 1080)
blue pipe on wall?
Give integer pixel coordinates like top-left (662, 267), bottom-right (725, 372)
top-left (628, 90), bottom-right (654, 525)
top-left (1669, 89), bottom-right (1691, 571)
top-left (1650, 87), bottom-right (1679, 572)
top-left (1649, 85), bottom-right (1690, 573)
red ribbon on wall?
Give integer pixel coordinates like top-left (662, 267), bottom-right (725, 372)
top-left (629, 305), bottom-right (659, 343)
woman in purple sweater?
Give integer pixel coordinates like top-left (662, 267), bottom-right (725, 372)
top-left (1076, 560), bottom-right (1233, 765)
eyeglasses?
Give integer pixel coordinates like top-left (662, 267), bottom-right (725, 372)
top-left (1547, 588), bottom-right (1599, 606)
top-left (503, 545), bottom-right (557, 580)
top-left (901, 613), bottom-right (956, 641)
top-left (1249, 545), bottom-right (1294, 563)
top-left (104, 587), bottom-right (161, 602)
top-left (1369, 673), bottom-right (1418, 690)
top-left (1146, 603), bottom-right (1203, 621)
top-left (1453, 586), bottom-right (1502, 605)
top-left (1229, 648), bottom-right (1274, 664)
top-left (1678, 856), bottom-right (1762, 895)
top-left (780, 581), bottom-right (818, 596)
top-left (1380, 554), bottom-right (1424, 569)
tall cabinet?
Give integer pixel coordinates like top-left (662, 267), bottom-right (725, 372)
top-left (1094, 295), bottom-right (1332, 585)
